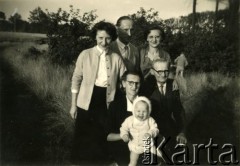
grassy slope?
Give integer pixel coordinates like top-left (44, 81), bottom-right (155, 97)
top-left (0, 33), bottom-right (74, 164)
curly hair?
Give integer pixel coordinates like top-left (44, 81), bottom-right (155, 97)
top-left (144, 25), bottom-right (165, 41)
top-left (91, 21), bottom-right (117, 41)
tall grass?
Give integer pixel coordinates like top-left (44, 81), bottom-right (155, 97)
top-left (1, 42), bottom-right (74, 163)
top-left (2, 41), bottom-right (239, 164)
top-left (181, 72), bottom-right (234, 120)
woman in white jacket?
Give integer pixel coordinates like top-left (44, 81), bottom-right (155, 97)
top-left (70, 21), bottom-right (126, 164)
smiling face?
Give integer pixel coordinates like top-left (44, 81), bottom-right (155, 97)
top-left (96, 30), bottom-right (112, 50)
top-left (134, 101), bottom-right (149, 121)
top-left (147, 29), bottom-right (162, 48)
top-left (122, 74), bottom-right (140, 98)
top-left (117, 19), bottom-right (133, 44)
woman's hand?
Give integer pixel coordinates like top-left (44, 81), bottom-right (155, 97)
top-left (172, 79), bottom-right (179, 91)
top-left (70, 106), bottom-right (77, 119)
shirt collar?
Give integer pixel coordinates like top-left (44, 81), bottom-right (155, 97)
top-left (96, 45), bottom-right (108, 55)
top-left (157, 82), bottom-right (166, 89)
top-left (126, 95), bottom-right (138, 112)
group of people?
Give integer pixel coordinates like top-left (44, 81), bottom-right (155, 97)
top-left (69, 16), bottom-right (187, 166)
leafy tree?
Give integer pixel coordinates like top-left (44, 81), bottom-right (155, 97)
top-left (9, 13), bottom-right (22, 23)
top-left (227, 0), bottom-right (239, 38)
top-left (46, 6), bottom-right (97, 65)
top-left (29, 7), bottom-right (49, 23)
top-left (28, 7), bottom-right (50, 33)
top-left (129, 8), bottom-right (163, 47)
top-left (0, 11), bottom-right (6, 20)
top-left (0, 20), bottom-right (12, 31)
top-left (0, 11), bottom-right (11, 31)
top-left (9, 13), bottom-right (29, 32)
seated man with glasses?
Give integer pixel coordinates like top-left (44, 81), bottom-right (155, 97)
top-left (107, 70), bottom-right (142, 165)
top-left (141, 59), bottom-right (187, 164)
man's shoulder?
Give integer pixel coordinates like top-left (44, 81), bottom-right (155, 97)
top-left (140, 75), bottom-right (157, 97)
top-left (109, 41), bottom-right (118, 49)
top-left (109, 50), bottom-right (122, 59)
top-left (167, 78), bottom-right (174, 85)
top-left (129, 43), bottom-right (138, 51)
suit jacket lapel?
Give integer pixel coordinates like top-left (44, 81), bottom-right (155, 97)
top-left (151, 85), bottom-right (162, 102)
top-left (123, 96), bottom-right (128, 112)
top-left (165, 79), bottom-right (172, 98)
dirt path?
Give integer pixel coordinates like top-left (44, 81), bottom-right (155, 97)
top-left (0, 44), bottom-right (45, 165)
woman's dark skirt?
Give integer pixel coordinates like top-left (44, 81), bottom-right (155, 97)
top-left (71, 86), bottom-right (111, 164)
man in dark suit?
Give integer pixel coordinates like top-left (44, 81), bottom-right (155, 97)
top-left (107, 70), bottom-right (141, 165)
top-left (142, 59), bottom-right (187, 163)
top-left (109, 16), bottom-right (140, 72)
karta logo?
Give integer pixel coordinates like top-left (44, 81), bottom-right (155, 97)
top-left (155, 137), bottom-right (239, 165)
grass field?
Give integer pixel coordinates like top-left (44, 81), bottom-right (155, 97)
top-left (1, 32), bottom-right (239, 165)
top-left (0, 32), bottom-right (46, 42)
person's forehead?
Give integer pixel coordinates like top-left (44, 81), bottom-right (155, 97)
top-left (149, 29), bottom-right (161, 35)
top-left (135, 101), bottom-right (148, 108)
top-left (153, 61), bottom-right (169, 69)
top-left (96, 30), bottom-right (110, 36)
top-left (126, 74), bottom-right (140, 81)
top-left (119, 19), bottom-right (133, 28)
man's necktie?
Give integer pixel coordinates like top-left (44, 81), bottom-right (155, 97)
top-left (159, 84), bottom-right (164, 96)
top-left (124, 45), bottom-right (129, 59)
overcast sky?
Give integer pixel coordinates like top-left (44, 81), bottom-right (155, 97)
top-left (0, 0), bottom-right (228, 23)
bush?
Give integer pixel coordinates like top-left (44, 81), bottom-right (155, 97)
top-left (46, 6), bottom-right (96, 65)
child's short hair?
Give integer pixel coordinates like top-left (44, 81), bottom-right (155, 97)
top-left (133, 96), bottom-right (152, 114)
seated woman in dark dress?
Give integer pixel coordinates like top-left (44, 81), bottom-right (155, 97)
top-left (107, 70), bottom-right (142, 165)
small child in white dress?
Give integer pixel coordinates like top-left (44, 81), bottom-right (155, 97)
top-left (120, 96), bottom-right (159, 166)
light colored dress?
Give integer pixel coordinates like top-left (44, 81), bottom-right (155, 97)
top-left (140, 46), bottom-right (171, 79)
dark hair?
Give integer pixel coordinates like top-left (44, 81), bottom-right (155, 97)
top-left (116, 16), bottom-right (132, 27)
top-left (121, 70), bottom-right (141, 81)
top-left (144, 25), bottom-right (165, 41)
top-left (91, 21), bottom-right (117, 41)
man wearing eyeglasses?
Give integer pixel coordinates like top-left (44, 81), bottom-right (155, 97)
top-left (107, 70), bottom-right (141, 165)
top-left (142, 59), bottom-right (187, 164)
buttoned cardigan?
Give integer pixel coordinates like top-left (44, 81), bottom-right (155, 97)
top-left (71, 46), bottom-right (126, 110)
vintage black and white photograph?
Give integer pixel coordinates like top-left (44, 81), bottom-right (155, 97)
top-left (0, 0), bottom-right (239, 165)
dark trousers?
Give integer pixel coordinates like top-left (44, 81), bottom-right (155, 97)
top-left (71, 86), bottom-right (111, 164)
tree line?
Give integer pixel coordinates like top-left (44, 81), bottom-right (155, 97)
top-left (0, 0), bottom-right (239, 74)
